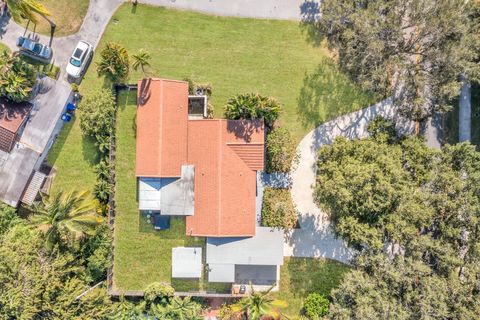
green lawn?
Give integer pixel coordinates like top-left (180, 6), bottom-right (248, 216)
top-left (48, 3), bottom-right (376, 206)
top-left (274, 257), bottom-right (351, 319)
top-left (17, 0), bottom-right (90, 37)
top-left (46, 3), bottom-right (368, 295)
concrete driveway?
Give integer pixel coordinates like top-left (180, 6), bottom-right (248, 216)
top-left (285, 98), bottom-right (414, 264)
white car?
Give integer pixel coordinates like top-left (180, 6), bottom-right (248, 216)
top-left (66, 41), bottom-right (93, 78)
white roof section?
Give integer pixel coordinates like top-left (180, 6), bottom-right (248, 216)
top-left (207, 227), bottom-right (284, 266)
top-left (21, 171), bottom-right (46, 205)
top-left (138, 165), bottom-right (195, 215)
top-left (208, 263), bottom-right (235, 283)
top-left (172, 247), bottom-right (202, 278)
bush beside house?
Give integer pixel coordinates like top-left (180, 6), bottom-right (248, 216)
top-left (261, 187), bottom-right (297, 230)
top-left (224, 93), bottom-right (281, 128)
top-left (266, 127), bottom-right (298, 173)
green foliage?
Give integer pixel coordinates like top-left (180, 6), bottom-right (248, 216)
top-left (304, 0), bottom-right (480, 121)
top-left (94, 158), bottom-right (113, 204)
top-left (0, 224), bottom-right (115, 319)
top-left (131, 49), bottom-right (151, 76)
top-left (303, 293), bottom-right (329, 319)
top-left (232, 285), bottom-right (287, 320)
top-left (144, 282), bottom-right (175, 305)
top-left (79, 89), bottom-right (116, 155)
top-left (0, 204), bottom-right (20, 238)
top-left (0, 51), bottom-right (36, 102)
top-left (149, 296), bottom-right (202, 320)
top-left (224, 93), bottom-right (281, 128)
top-left (266, 127), bottom-right (298, 173)
top-left (366, 116), bottom-right (397, 143)
top-left (262, 187), bottom-right (298, 230)
top-left (31, 190), bottom-right (103, 247)
top-left (315, 121), bottom-right (480, 317)
top-left (80, 225), bottom-right (112, 283)
top-left (97, 42), bottom-right (130, 82)
top-left (6, 0), bottom-right (50, 23)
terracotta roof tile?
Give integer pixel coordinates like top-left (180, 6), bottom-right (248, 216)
top-left (0, 98), bottom-right (32, 133)
top-left (136, 79), bottom-right (265, 237)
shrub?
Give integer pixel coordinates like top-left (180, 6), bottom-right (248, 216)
top-left (261, 188), bottom-right (297, 229)
top-left (79, 89), bottom-right (116, 154)
top-left (144, 282), bottom-right (175, 305)
top-left (0, 52), bottom-right (36, 102)
top-left (93, 159), bottom-right (112, 204)
top-left (303, 293), bottom-right (329, 319)
top-left (224, 93), bottom-right (281, 128)
top-left (266, 127), bottom-right (298, 173)
top-left (97, 42), bottom-right (129, 82)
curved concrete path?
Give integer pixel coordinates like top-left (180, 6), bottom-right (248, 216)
top-left (284, 99), bottom-right (414, 264)
top-left (0, 0), bottom-right (124, 82)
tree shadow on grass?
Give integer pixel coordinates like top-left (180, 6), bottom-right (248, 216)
top-left (297, 58), bottom-right (377, 129)
top-left (81, 134), bottom-right (100, 166)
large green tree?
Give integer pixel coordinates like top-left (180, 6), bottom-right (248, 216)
top-left (97, 42), bottom-right (130, 82)
top-left (304, 0), bottom-right (480, 121)
top-left (315, 119), bottom-right (480, 318)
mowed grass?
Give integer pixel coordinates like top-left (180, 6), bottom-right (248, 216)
top-left (49, 3), bottom-right (376, 206)
top-left (114, 91), bottom-right (204, 291)
top-left (17, 0), bottom-right (90, 37)
top-left (81, 4), bottom-right (377, 143)
top-left (274, 257), bottom-right (351, 319)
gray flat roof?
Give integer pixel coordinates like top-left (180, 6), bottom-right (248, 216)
top-left (208, 263), bottom-right (235, 283)
top-left (207, 227), bottom-right (284, 266)
top-left (172, 247), bottom-right (202, 278)
top-left (139, 165), bottom-right (195, 215)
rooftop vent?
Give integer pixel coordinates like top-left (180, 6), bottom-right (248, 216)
top-left (188, 95), bottom-right (207, 119)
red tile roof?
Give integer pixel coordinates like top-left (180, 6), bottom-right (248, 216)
top-left (136, 79), bottom-right (265, 237)
top-left (136, 79), bottom-right (189, 177)
top-left (0, 99), bottom-right (32, 133)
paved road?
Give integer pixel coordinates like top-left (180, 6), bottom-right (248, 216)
top-left (139, 0), bottom-right (311, 20)
top-left (0, 0), bottom-right (124, 82)
top-left (459, 76), bottom-right (471, 142)
top-left (285, 99), bottom-right (414, 264)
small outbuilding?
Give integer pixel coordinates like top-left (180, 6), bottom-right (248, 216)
top-left (172, 247), bottom-right (203, 278)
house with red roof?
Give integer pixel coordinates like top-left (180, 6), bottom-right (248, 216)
top-left (135, 78), bottom-right (284, 287)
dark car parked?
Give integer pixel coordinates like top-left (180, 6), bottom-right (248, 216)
top-left (16, 36), bottom-right (52, 61)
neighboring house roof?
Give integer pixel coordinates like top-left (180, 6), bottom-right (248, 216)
top-left (136, 78), bottom-right (189, 177)
top-left (172, 247), bottom-right (202, 278)
top-left (206, 227), bottom-right (284, 266)
top-left (0, 98), bottom-right (32, 133)
top-left (135, 78), bottom-right (265, 237)
top-left (206, 227), bottom-right (284, 282)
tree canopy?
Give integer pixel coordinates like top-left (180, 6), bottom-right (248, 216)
top-left (303, 0), bottom-right (480, 121)
top-left (315, 119), bottom-right (480, 318)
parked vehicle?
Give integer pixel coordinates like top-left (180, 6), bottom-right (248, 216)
top-left (66, 41), bottom-right (93, 79)
top-left (16, 36), bottom-right (52, 61)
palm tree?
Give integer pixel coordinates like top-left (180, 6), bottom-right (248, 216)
top-left (31, 190), bottom-right (104, 245)
top-left (6, 0), bottom-right (50, 23)
top-left (150, 297), bottom-right (203, 320)
top-left (132, 49), bottom-right (151, 77)
top-left (231, 285), bottom-right (287, 320)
